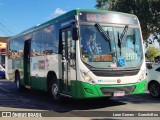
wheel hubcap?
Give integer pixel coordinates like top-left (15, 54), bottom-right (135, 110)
top-left (16, 78), bottom-right (20, 89)
top-left (52, 84), bottom-right (58, 97)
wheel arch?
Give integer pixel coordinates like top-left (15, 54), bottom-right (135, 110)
top-left (47, 71), bottom-right (58, 90)
top-left (15, 69), bottom-right (20, 83)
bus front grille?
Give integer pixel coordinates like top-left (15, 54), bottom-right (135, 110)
top-left (100, 86), bottom-right (136, 95)
top-left (91, 69), bottom-right (139, 77)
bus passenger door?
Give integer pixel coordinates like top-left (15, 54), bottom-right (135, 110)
top-left (24, 40), bottom-right (31, 86)
top-left (61, 28), bottom-right (76, 94)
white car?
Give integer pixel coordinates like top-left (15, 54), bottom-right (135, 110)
top-left (146, 63), bottom-right (160, 98)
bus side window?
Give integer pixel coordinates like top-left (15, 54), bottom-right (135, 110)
top-left (42, 25), bottom-right (58, 55)
top-left (9, 38), bottom-right (24, 59)
top-left (31, 30), bottom-right (42, 56)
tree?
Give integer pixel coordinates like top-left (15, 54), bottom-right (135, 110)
top-left (95, 0), bottom-right (110, 10)
top-left (145, 47), bottom-right (160, 61)
top-left (95, 0), bottom-right (160, 41)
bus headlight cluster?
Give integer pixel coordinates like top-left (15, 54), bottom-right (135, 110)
top-left (80, 70), bottom-right (95, 84)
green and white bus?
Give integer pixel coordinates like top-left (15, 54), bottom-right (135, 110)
top-left (6, 9), bottom-right (146, 100)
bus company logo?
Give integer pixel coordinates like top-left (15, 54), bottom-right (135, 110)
top-left (1, 112), bottom-right (42, 117)
top-left (98, 80), bottom-right (103, 83)
top-left (38, 60), bottom-right (45, 70)
top-left (117, 79), bottom-right (121, 83)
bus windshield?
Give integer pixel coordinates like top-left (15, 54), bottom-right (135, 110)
top-left (80, 25), bottom-right (143, 69)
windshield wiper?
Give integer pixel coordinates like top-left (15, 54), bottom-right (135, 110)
top-left (95, 23), bottom-right (111, 51)
top-left (117, 25), bottom-right (129, 56)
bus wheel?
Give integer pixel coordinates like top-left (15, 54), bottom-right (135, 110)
top-left (48, 79), bottom-right (61, 101)
top-left (15, 72), bottom-right (24, 91)
top-left (2, 75), bottom-right (5, 79)
top-left (148, 81), bottom-right (160, 98)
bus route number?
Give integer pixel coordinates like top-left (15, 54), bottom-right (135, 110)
top-left (93, 54), bottom-right (112, 62)
top-left (125, 53), bottom-right (138, 61)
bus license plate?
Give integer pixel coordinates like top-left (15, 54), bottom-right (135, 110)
top-left (113, 91), bottom-right (125, 96)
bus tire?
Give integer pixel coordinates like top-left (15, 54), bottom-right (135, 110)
top-left (148, 81), bottom-right (160, 98)
top-left (48, 75), bottom-right (61, 101)
top-left (2, 75), bottom-right (5, 79)
top-left (15, 72), bottom-right (25, 91)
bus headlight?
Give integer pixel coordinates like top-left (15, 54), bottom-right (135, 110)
top-left (80, 70), bottom-right (95, 84)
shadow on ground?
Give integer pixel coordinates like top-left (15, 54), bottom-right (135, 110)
top-left (0, 79), bottom-right (160, 117)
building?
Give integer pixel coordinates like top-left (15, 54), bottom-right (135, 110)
top-left (0, 36), bottom-right (10, 67)
top-left (0, 36), bottom-right (9, 43)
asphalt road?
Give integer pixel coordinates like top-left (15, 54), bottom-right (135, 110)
top-left (0, 79), bottom-right (160, 120)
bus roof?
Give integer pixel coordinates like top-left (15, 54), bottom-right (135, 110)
top-left (8, 9), bottom-right (137, 41)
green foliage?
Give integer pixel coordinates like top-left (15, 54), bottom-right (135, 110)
top-left (95, 0), bottom-right (160, 41)
top-left (146, 47), bottom-right (160, 61)
top-left (95, 0), bottom-right (111, 10)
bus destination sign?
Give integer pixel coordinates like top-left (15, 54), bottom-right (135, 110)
top-left (79, 12), bottom-right (138, 25)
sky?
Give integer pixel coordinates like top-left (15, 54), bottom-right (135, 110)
top-left (0, 0), bottom-right (96, 37)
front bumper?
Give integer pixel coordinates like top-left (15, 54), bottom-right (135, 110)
top-left (73, 80), bottom-right (146, 99)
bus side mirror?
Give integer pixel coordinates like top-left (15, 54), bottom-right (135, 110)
top-left (72, 27), bottom-right (78, 40)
